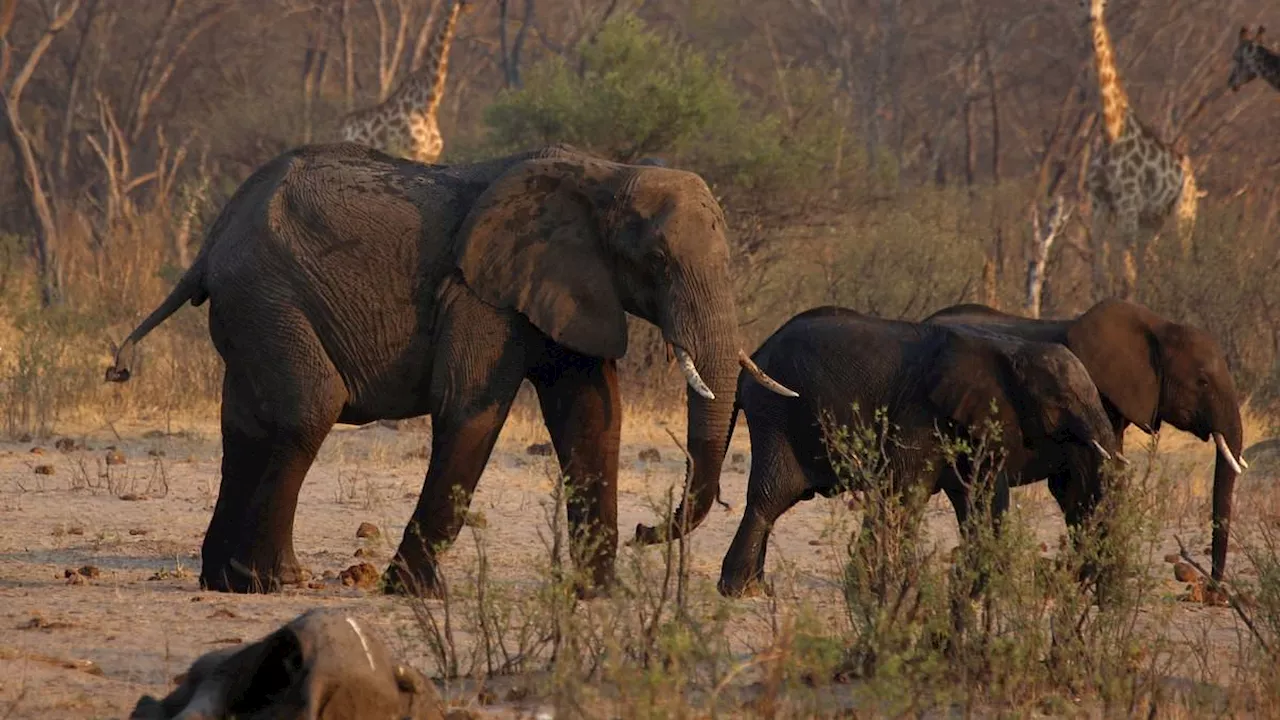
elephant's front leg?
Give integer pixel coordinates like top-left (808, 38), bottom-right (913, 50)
top-left (385, 297), bottom-right (529, 598)
top-left (531, 352), bottom-right (622, 599)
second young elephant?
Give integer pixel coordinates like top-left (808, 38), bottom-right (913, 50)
top-left (716, 307), bottom-right (1122, 598)
top-left (925, 298), bottom-right (1245, 582)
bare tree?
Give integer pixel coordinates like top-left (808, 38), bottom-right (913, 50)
top-left (1025, 195), bottom-right (1072, 318)
top-left (0, 0), bottom-right (81, 306)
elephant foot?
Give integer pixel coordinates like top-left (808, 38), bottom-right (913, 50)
top-left (381, 561), bottom-right (446, 599)
top-left (573, 573), bottom-right (615, 601)
top-left (199, 557), bottom-right (310, 594)
top-left (717, 574), bottom-right (772, 599)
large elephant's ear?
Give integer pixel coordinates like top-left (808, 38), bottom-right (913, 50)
top-left (1066, 298), bottom-right (1160, 431)
top-left (926, 333), bottom-right (1025, 454)
top-left (453, 158), bottom-right (629, 358)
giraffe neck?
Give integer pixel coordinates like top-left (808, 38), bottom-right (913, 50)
top-left (1090, 6), bottom-right (1131, 143)
top-left (397, 0), bottom-right (463, 119)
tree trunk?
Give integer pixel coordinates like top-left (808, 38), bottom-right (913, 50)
top-left (1, 100), bottom-right (60, 306)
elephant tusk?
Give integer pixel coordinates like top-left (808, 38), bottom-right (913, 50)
top-left (1090, 440), bottom-right (1112, 461)
top-left (1113, 451), bottom-right (1131, 465)
top-left (675, 347), bottom-right (715, 400)
top-left (738, 350), bottom-right (799, 398)
top-left (1213, 432), bottom-right (1245, 474)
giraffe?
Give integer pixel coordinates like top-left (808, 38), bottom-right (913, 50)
top-left (1081, 0), bottom-right (1201, 298)
top-left (1229, 26), bottom-right (1280, 93)
top-left (337, 0), bottom-right (467, 164)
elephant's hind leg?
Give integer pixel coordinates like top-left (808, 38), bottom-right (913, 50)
top-left (530, 352), bottom-right (622, 599)
top-left (201, 317), bottom-right (346, 594)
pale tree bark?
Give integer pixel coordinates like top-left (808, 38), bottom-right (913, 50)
top-left (371, 0), bottom-right (412, 101)
top-left (339, 0), bottom-right (354, 110)
top-left (1025, 195), bottom-right (1072, 318)
top-left (1, 0), bottom-right (81, 307)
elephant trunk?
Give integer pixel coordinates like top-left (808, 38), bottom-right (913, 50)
top-left (1208, 408), bottom-right (1244, 582)
top-left (634, 280), bottom-right (743, 545)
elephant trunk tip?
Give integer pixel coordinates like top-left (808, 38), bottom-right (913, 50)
top-left (104, 338), bottom-right (137, 383)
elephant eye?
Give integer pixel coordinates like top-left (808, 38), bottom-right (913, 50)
top-left (646, 250), bottom-right (668, 274)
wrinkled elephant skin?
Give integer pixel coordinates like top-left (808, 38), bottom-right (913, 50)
top-left (926, 298), bottom-right (1245, 582)
top-left (717, 307), bottom-right (1122, 598)
top-left (105, 143), bottom-right (796, 598)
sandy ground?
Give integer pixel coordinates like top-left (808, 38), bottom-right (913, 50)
top-left (0, 401), bottom-right (1273, 718)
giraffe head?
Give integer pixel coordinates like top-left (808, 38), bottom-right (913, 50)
top-left (1229, 25), bottom-right (1267, 91)
top-left (1080, 0), bottom-right (1106, 25)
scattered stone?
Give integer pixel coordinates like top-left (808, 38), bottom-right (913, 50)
top-left (1163, 553), bottom-right (1181, 564)
top-left (29, 446), bottom-right (44, 455)
top-left (129, 528), bottom-right (149, 536)
top-left (118, 493), bottom-right (149, 502)
top-left (17, 614), bottom-right (76, 631)
top-left (526, 442), bottom-right (553, 457)
top-left (1173, 562), bottom-right (1198, 583)
top-left (638, 447), bottom-right (661, 463)
top-left (808, 539), bottom-right (823, 546)
top-left (356, 522), bottom-right (381, 540)
top-left (67, 526), bottom-right (85, 536)
top-left (354, 547), bottom-right (377, 559)
top-left (339, 563), bottom-right (381, 590)
top-left (64, 565), bottom-right (100, 580)
top-left (207, 609), bottom-right (237, 619)
top-left (462, 510), bottom-right (487, 529)
top-left (105, 449), bottom-right (127, 466)
top-left (1178, 582), bottom-right (1205, 604)
top-left (33, 464), bottom-right (54, 475)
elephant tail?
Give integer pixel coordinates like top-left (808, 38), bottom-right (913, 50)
top-left (713, 397), bottom-right (743, 510)
top-left (105, 252), bottom-right (210, 383)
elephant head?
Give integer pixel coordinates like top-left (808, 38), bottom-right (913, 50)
top-left (453, 155), bottom-right (795, 547)
top-left (927, 332), bottom-right (1120, 481)
top-left (1065, 298), bottom-right (1244, 581)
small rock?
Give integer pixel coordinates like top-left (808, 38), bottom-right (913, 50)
top-left (55, 438), bottom-right (77, 452)
top-left (339, 563), bottom-right (381, 590)
top-left (118, 493), bottom-right (148, 502)
top-left (105, 449), bottom-right (127, 466)
top-left (29, 446), bottom-right (45, 455)
top-left (808, 539), bottom-right (823, 546)
top-left (128, 528), bottom-right (149, 536)
top-left (1163, 553), bottom-right (1181, 564)
top-left (526, 442), bottom-right (553, 457)
top-left (67, 526), bottom-right (84, 536)
top-left (307, 580), bottom-right (326, 590)
top-left (209, 637), bottom-right (243, 645)
top-left (1172, 562), bottom-right (1198, 583)
top-left (356, 522), bottom-right (381, 540)
top-left (33, 464), bottom-right (54, 475)
top-left (354, 547), bottom-right (377, 558)
top-left (1178, 582), bottom-right (1205, 604)
top-left (638, 447), bottom-right (661, 463)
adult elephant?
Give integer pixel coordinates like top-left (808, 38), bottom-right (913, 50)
top-left (104, 142), bottom-right (797, 597)
top-left (713, 307), bottom-right (1122, 598)
top-left (925, 298), bottom-right (1246, 582)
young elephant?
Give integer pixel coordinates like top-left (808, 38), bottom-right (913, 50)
top-left (718, 307), bottom-right (1122, 598)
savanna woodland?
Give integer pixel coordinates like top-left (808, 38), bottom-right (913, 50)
top-left (3, 0), bottom-right (1280, 717)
